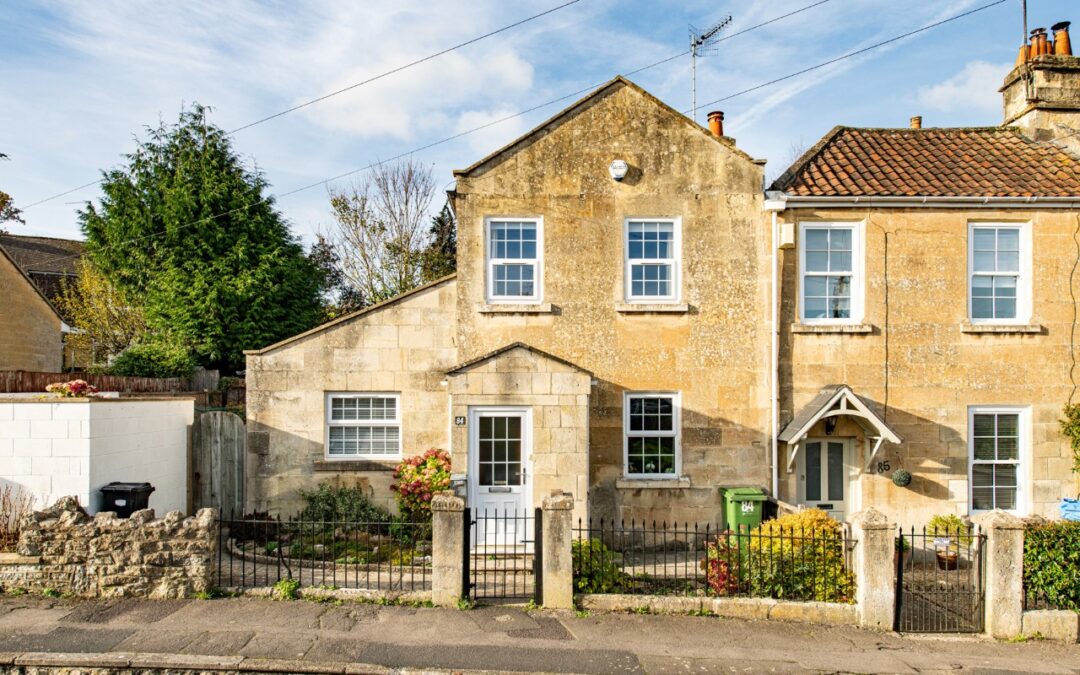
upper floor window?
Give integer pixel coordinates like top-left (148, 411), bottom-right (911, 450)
top-left (486, 218), bottom-right (542, 303)
top-left (969, 407), bottom-right (1026, 513)
top-left (799, 222), bottom-right (864, 323)
top-left (969, 223), bottom-right (1030, 323)
top-left (625, 219), bottom-right (680, 302)
top-left (325, 393), bottom-right (401, 459)
top-left (623, 392), bottom-right (680, 479)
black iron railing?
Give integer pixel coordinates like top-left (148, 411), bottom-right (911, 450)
top-left (216, 514), bottom-right (432, 592)
top-left (573, 520), bottom-right (856, 603)
top-left (894, 526), bottom-right (984, 633)
top-left (467, 508), bottom-right (540, 602)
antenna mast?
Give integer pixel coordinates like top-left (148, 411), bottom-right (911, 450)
top-left (690, 16), bottom-right (733, 123)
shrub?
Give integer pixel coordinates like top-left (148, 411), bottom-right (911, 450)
top-left (390, 449), bottom-right (452, 521)
top-left (927, 513), bottom-right (973, 552)
top-left (44, 379), bottom-right (99, 398)
top-left (705, 509), bottom-right (854, 603)
top-left (296, 483), bottom-right (392, 524)
top-left (0, 486), bottom-right (34, 552)
top-left (572, 538), bottom-right (628, 593)
top-left (109, 340), bottom-right (195, 378)
top-left (1024, 520), bottom-right (1080, 611)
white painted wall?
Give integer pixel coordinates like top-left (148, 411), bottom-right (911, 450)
top-left (0, 398), bottom-right (193, 515)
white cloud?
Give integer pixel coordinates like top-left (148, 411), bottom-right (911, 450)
top-left (453, 107), bottom-right (529, 157)
top-left (917, 60), bottom-right (1011, 115)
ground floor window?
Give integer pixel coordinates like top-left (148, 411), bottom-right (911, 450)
top-left (968, 407), bottom-right (1025, 512)
top-left (623, 392), bottom-right (680, 478)
top-left (325, 393), bottom-right (401, 458)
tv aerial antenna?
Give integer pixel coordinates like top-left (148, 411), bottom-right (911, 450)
top-left (689, 16), bottom-right (733, 123)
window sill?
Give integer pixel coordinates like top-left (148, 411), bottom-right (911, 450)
top-left (791, 323), bottom-right (873, 334)
top-left (615, 303), bottom-right (690, 314)
top-left (960, 323), bottom-right (1043, 334)
top-left (478, 303), bottom-right (554, 314)
top-left (315, 459), bottom-right (398, 472)
top-left (616, 477), bottom-right (691, 490)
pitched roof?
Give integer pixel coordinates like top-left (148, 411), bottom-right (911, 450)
top-left (243, 275), bottom-right (456, 356)
top-left (446, 342), bottom-right (592, 376)
top-left (0, 245), bottom-right (64, 323)
top-left (0, 234), bottom-right (84, 276)
top-left (453, 75), bottom-right (756, 178)
top-left (770, 126), bottom-right (1080, 198)
top-left (778, 384), bottom-right (901, 444)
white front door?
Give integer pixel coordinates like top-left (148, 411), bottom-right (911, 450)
top-left (799, 438), bottom-right (853, 521)
top-left (468, 408), bottom-right (531, 547)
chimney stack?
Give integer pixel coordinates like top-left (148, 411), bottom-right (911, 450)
top-left (909, 116), bottom-right (923, 129)
top-left (707, 111), bottom-right (724, 138)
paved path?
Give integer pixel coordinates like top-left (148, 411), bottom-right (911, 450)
top-left (0, 595), bottom-right (1077, 674)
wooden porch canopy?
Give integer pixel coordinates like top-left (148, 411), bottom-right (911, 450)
top-left (778, 385), bottom-right (902, 472)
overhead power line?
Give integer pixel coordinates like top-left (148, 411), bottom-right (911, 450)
top-left (41, 0), bottom-right (1000, 273)
top-left (22, 0), bottom-right (584, 210)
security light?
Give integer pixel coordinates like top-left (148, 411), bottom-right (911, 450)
top-left (609, 159), bottom-right (629, 182)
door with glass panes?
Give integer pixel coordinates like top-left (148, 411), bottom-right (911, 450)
top-left (798, 438), bottom-right (852, 521)
top-left (468, 408), bottom-right (532, 546)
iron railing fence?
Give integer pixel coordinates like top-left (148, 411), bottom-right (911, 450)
top-left (467, 508), bottom-right (540, 602)
top-left (894, 525), bottom-right (985, 633)
top-left (573, 519), bottom-right (857, 603)
top-left (217, 513), bottom-right (432, 592)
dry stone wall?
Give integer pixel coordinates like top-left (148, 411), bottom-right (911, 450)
top-left (2, 497), bottom-right (216, 598)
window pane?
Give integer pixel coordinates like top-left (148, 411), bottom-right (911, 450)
top-left (829, 251), bottom-right (852, 273)
top-left (973, 229), bottom-right (996, 251)
top-left (805, 251), bottom-right (829, 272)
top-left (972, 463), bottom-right (994, 487)
top-left (971, 276), bottom-right (993, 296)
top-left (971, 297), bottom-right (993, 319)
top-left (997, 228), bottom-right (1019, 251)
top-left (804, 277), bottom-right (827, 296)
top-left (828, 298), bottom-right (850, 319)
top-left (997, 251), bottom-right (1019, 272)
top-left (995, 487), bottom-right (1017, 510)
top-left (973, 251), bottom-right (996, 272)
top-left (995, 297), bottom-right (1016, 319)
top-left (828, 276), bottom-right (851, 298)
top-left (830, 229), bottom-right (852, 250)
top-left (973, 414), bottom-right (995, 436)
top-left (972, 487), bottom-right (994, 511)
top-left (805, 229), bottom-right (829, 250)
top-left (479, 440), bottom-right (493, 463)
top-left (997, 414), bottom-right (1018, 436)
top-left (805, 442), bottom-right (821, 501)
top-left (973, 437), bottom-right (996, 461)
top-left (803, 297), bottom-right (827, 319)
top-left (827, 442), bottom-right (844, 501)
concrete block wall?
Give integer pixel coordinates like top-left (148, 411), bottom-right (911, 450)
top-left (0, 398), bottom-right (193, 514)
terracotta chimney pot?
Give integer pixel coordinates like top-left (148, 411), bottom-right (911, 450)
top-left (1053, 21), bottom-right (1072, 56)
top-left (910, 116), bottom-right (923, 129)
top-left (707, 110), bottom-right (724, 138)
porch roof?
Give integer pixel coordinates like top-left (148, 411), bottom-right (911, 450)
top-left (779, 385), bottom-right (901, 472)
top-left (445, 342), bottom-right (592, 376)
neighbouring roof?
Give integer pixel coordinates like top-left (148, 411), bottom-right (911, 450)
top-left (778, 384), bottom-right (901, 445)
top-left (446, 342), bottom-right (592, 376)
top-left (453, 75), bottom-right (757, 178)
top-left (243, 274), bottom-right (456, 356)
top-left (770, 126), bottom-right (1080, 198)
top-left (0, 245), bottom-right (64, 323)
top-left (0, 234), bottom-right (84, 276)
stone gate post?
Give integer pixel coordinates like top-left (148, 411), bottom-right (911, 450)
top-left (541, 491), bottom-right (575, 609)
top-left (431, 492), bottom-right (466, 606)
top-left (972, 510), bottom-right (1025, 639)
top-left (850, 507), bottom-right (895, 630)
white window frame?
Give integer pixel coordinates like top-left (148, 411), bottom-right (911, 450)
top-left (623, 217), bottom-right (682, 304)
top-left (485, 216), bottom-right (543, 304)
top-left (967, 222), bottom-right (1032, 325)
top-left (797, 221), bottom-right (865, 325)
top-left (967, 405), bottom-right (1029, 516)
top-left (324, 392), bottom-right (402, 460)
top-left (622, 391), bottom-right (682, 480)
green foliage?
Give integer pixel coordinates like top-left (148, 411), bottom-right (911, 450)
top-left (1060, 404), bottom-right (1080, 473)
top-left (41, 587), bottom-right (60, 598)
top-left (390, 449), bottom-right (452, 521)
top-left (297, 482), bottom-right (392, 524)
top-left (421, 202), bottom-right (457, 282)
top-left (927, 514), bottom-right (973, 552)
top-left (1024, 520), bottom-right (1080, 611)
top-left (455, 597), bottom-right (475, 610)
top-left (109, 340), bottom-right (195, 378)
top-left (704, 510), bottom-right (854, 603)
top-left (79, 103), bottom-right (323, 371)
top-left (272, 577), bottom-right (300, 600)
top-left (572, 538), bottom-right (628, 593)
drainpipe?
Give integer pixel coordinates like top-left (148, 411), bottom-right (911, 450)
top-left (770, 210), bottom-right (779, 498)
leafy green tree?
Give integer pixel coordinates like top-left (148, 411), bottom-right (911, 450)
top-left (307, 235), bottom-right (366, 319)
top-left (421, 202), bottom-right (456, 282)
top-left (79, 104), bottom-right (323, 370)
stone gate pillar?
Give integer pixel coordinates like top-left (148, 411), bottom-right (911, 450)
top-left (431, 492), bottom-right (466, 606)
top-left (973, 510), bottom-right (1025, 639)
top-left (541, 491), bottom-right (575, 609)
top-left (850, 507), bottom-right (895, 630)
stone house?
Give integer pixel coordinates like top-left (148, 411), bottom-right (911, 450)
top-left (246, 44), bottom-right (1080, 527)
top-left (0, 244), bottom-right (63, 372)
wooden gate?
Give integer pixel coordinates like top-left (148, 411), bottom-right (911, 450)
top-left (192, 411), bottom-right (245, 516)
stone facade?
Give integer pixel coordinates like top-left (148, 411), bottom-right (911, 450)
top-left (0, 247), bottom-right (62, 372)
top-left (1, 497), bottom-right (215, 598)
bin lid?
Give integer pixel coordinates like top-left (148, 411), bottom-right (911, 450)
top-left (100, 482), bottom-right (155, 493)
top-left (723, 487), bottom-right (768, 501)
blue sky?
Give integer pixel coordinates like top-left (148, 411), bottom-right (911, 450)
top-left (1, 0), bottom-right (1074, 245)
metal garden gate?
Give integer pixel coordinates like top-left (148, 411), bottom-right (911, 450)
top-left (464, 507), bottom-right (542, 604)
top-left (894, 525), bottom-right (986, 633)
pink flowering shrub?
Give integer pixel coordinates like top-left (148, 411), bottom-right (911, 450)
top-left (44, 379), bottom-right (99, 398)
top-left (390, 448), bottom-right (451, 521)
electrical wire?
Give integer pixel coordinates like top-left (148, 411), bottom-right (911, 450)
top-left (22, 0), bottom-right (584, 210)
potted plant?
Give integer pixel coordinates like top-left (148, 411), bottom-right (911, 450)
top-left (927, 514), bottom-right (971, 570)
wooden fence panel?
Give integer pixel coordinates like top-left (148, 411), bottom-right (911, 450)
top-left (192, 411), bottom-right (245, 516)
top-left (0, 370), bottom-right (188, 393)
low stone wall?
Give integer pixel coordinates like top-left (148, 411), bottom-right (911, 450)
top-left (0, 497), bottom-right (216, 598)
top-left (580, 594), bottom-right (857, 626)
top-left (1022, 610), bottom-right (1080, 643)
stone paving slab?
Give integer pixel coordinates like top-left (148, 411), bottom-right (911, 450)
top-left (59, 598), bottom-right (186, 625)
top-left (178, 629), bottom-right (256, 656)
top-left (0, 626), bottom-right (133, 653)
top-left (110, 628), bottom-right (202, 654)
top-left (239, 633), bottom-right (316, 660)
top-left (356, 641), bottom-right (645, 675)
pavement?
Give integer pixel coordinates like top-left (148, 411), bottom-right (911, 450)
top-left (0, 595), bottom-right (1077, 674)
